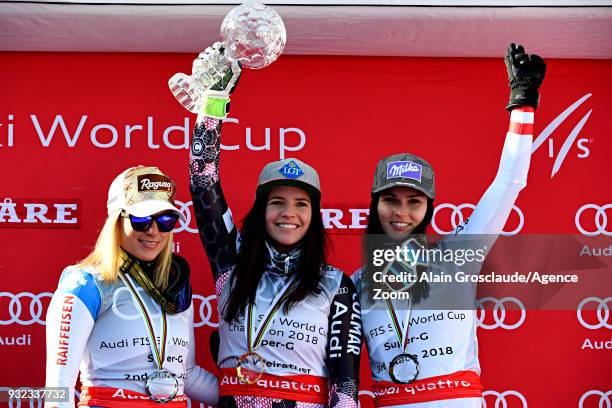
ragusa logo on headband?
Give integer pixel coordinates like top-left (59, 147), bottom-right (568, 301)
top-left (387, 161), bottom-right (422, 182)
top-left (279, 160), bottom-right (304, 179)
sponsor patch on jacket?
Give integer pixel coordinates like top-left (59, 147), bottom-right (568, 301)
top-left (279, 160), bottom-right (304, 179)
top-left (386, 161), bottom-right (422, 182)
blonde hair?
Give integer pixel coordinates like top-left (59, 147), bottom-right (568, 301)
top-left (77, 211), bottom-right (174, 291)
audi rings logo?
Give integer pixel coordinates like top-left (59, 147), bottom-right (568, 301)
top-left (0, 292), bottom-right (52, 326)
top-left (111, 287), bottom-right (191, 323)
top-left (193, 294), bottom-right (218, 328)
top-left (256, 277), bottom-right (289, 303)
top-left (476, 297), bottom-right (526, 330)
top-left (579, 390), bottom-right (611, 408)
top-left (173, 200), bottom-right (197, 234)
top-left (432, 203), bottom-right (524, 235)
top-left (577, 297), bottom-right (611, 330)
top-left (482, 390), bottom-right (527, 408)
top-left (575, 204), bottom-right (612, 236)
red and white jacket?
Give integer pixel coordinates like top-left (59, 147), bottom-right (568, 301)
top-left (353, 107), bottom-right (535, 407)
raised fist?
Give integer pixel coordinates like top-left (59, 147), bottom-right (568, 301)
top-left (505, 43), bottom-right (546, 110)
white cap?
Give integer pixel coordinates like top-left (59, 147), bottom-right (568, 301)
top-left (107, 166), bottom-right (186, 221)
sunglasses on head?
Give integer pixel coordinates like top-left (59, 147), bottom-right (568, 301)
top-left (121, 211), bottom-right (179, 233)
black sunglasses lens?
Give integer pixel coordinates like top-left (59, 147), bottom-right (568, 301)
top-left (156, 214), bottom-right (178, 232)
top-left (129, 215), bottom-right (153, 232)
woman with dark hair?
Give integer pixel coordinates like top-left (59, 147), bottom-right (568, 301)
top-left (188, 44), bottom-right (361, 408)
top-left (354, 44), bottom-right (546, 407)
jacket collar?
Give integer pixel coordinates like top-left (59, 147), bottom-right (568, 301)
top-left (264, 240), bottom-right (302, 276)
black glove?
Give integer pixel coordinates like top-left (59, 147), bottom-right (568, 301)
top-left (505, 43), bottom-right (546, 111)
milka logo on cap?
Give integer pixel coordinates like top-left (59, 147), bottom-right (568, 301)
top-left (387, 161), bottom-right (422, 182)
top-left (137, 174), bottom-right (173, 192)
top-left (279, 160), bottom-right (304, 179)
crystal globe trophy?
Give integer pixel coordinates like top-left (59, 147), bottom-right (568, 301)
top-left (169, 1), bottom-right (286, 113)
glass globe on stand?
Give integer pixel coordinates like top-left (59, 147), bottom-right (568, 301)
top-left (169, 1), bottom-right (286, 113)
top-left (221, 1), bottom-right (286, 69)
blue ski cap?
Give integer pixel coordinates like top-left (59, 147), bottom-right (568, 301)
top-left (256, 158), bottom-right (321, 201)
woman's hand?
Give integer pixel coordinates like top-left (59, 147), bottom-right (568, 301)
top-left (505, 43), bottom-right (546, 111)
top-left (193, 42), bottom-right (242, 118)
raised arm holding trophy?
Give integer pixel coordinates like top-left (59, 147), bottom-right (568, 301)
top-left (168, 1), bottom-right (286, 116)
top-left (172, 2), bottom-right (363, 407)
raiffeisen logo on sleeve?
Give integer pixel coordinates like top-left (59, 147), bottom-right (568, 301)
top-left (279, 160), bottom-right (304, 179)
top-left (386, 161), bottom-right (422, 182)
top-left (137, 174), bottom-right (173, 193)
top-left (0, 198), bottom-right (80, 228)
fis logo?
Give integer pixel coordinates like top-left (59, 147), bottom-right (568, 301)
top-left (387, 161), bottom-right (422, 182)
top-left (279, 160), bottom-right (303, 179)
top-left (532, 93), bottom-right (593, 178)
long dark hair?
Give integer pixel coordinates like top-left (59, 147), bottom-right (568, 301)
top-left (362, 192), bottom-right (434, 305)
top-left (223, 191), bottom-right (328, 323)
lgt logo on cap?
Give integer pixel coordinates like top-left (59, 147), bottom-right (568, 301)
top-left (387, 161), bottom-right (422, 182)
top-left (279, 160), bottom-right (304, 179)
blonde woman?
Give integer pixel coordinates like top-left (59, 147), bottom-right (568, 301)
top-left (45, 166), bottom-right (218, 408)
